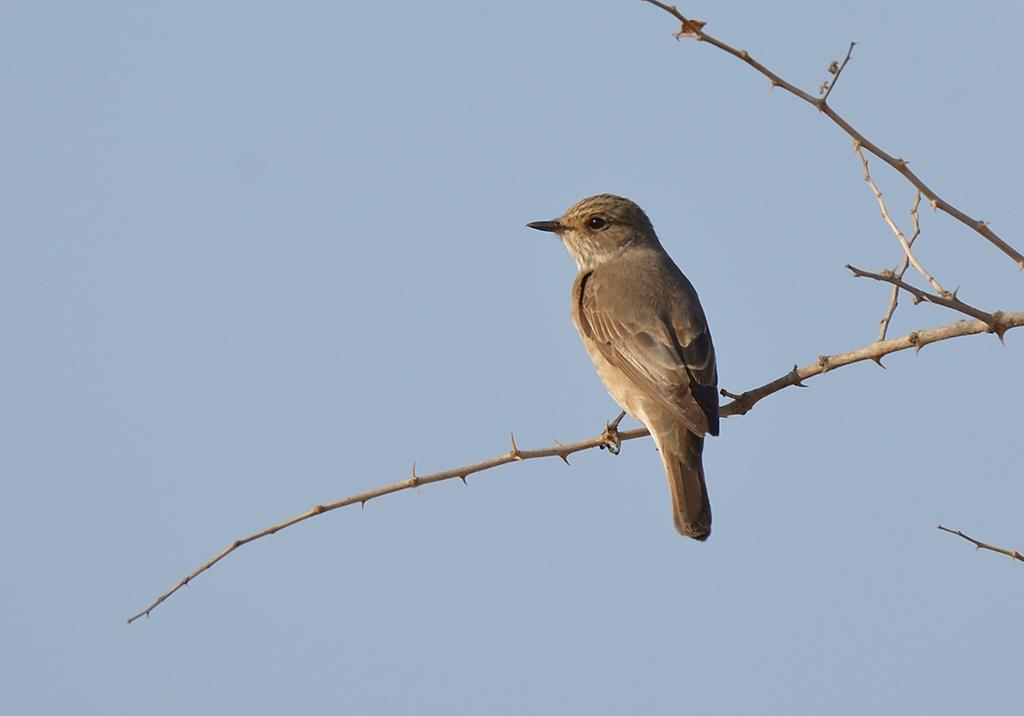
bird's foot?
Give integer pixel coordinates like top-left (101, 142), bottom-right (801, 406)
top-left (599, 411), bottom-right (626, 455)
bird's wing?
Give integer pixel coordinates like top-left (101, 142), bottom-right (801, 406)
top-left (577, 267), bottom-right (719, 436)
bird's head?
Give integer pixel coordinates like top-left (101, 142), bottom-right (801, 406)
top-left (527, 193), bottom-right (657, 270)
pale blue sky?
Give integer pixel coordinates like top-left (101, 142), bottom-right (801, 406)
top-left (3, 1), bottom-right (1022, 714)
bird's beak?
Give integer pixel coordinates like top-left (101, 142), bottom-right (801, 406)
top-left (526, 219), bottom-right (562, 233)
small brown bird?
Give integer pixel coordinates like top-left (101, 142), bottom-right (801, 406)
top-left (528, 194), bottom-right (719, 539)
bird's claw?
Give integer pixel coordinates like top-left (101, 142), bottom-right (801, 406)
top-left (600, 411), bottom-right (626, 455)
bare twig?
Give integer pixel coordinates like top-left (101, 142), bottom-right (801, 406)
top-left (128, 311), bottom-right (1024, 623)
top-left (846, 264), bottom-right (1006, 335)
top-left (820, 41), bottom-right (856, 103)
top-left (639, 0), bottom-right (1024, 269)
top-left (877, 191), bottom-right (922, 342)
top-left (855, 146), bottom-right (946, 296)
top-left (937, 525), bottom-right (1024, 563)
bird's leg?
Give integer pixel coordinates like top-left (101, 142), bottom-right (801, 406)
top-left (600, 411), bottom-right (626, 455)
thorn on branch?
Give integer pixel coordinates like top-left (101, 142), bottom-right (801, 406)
top-left (553, 440), bottom-right (572, 465)
top-left (907, 331), bottom-right (922, 354)
top-left (991, 311), bottom-right (1008, 343)
top-left (458, 474), bottom-right (468, 485)
top-left (509, 433), bottom-right (522, 460)
top-left (721, 388), bottom-right (752, 415)
top-left (788, 365), bottom-right (808, 388)
top-left (410, 462), bottom-right (421, 490)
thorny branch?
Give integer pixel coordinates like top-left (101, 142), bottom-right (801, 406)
top-left (127, 312), bottom-right (1024, 623)
top-left (846, 264), bottom-right (1007, 336)
top-left (639, 0), bottom-right (1024, 269)
top-left (128, 7), bottom-right (1023, 624)
top-left (877, 191), bottom-right (922, 342)
top-left (937, 526), bottom-right (1024, 563)
top-left (855, 146), bottom-right (946, 297)
top-left (638, 2), bottom-right (1024, 575)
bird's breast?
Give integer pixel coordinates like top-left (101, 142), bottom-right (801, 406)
top-left (577, 333), bottom-right (654, 427)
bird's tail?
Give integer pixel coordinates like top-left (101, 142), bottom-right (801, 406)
top-left (654, 428), bottom-right (712, 540)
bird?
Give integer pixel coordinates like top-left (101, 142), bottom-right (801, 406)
top-left (527, 194), bottom-right (719, 540)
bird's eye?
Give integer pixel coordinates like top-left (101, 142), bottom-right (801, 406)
top-left (587, 216), bottom-right (608, 230)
